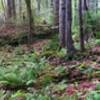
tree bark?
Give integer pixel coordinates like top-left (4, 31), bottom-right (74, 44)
top-left (59, 0), bottom-right (66, 47)
top-left (25, 0), bottom-right (34, 44)
top-left (53, 0), bottom-right (59, 26)
top-left (79, 0), bottom-right (85, 51)
top-left (7, 0), bottom-right (16, 19)
top-left (84, 0), bottom-right (89, 10)
top-left (65, 0), bottom-right (76, 54)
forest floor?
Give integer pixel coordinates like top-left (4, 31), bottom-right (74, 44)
top-left (0, 24), bottom-right (28, 36)
top-left (0, 28), bottom-right (100, 99)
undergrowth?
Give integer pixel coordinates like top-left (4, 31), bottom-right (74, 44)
top-left (0, 35), bottom-right (100, 100)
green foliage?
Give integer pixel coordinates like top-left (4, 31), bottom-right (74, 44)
top-left (0, 0), bottom-right (100, 99)
top-left (0, 66), bottom-right (36, 86)
top-left (0, 27), bottom-right (99, 100)
top-left (96, 32), bottom-right (100, 39)
top-left (10, 90), bottom-right (26, 100)
top-left (0, 49), bottom-right (50, 87)
top-left (56, 48), bottom-right (66, 57)
top-left (95, 39), bottom-right (100, 45)
top-left (43, 38), bottom-right (59, 51)
top-left (95, 84), bottom-right (100, 90)
top-left (86, 91), bottom-right (100, 100)
top-left (65, 94), bottom-right (78, 100)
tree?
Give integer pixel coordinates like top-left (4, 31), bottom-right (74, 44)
top-left (59, 0), bottom-right (66, 47)
top-left (7, 0), bottom-right (16, 19)
top-left (65, 0), bottom-right (76, 54)
top-left (79, 0), bottom-right (85, 51)
top-left (59, 0), bottom-right (76, 55)
top-left (53, 0), bottom-right (59, 26)
top-left (25, 0), bottom-right (34, 44)
top-left (84, 0), bottom-right (89, 10)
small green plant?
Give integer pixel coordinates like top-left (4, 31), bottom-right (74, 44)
top-left (96, 32), bottom-right (100, 39)
top-left (86, 91), bottom-right (100, 100)
top-left (95, 39), bottom-right (100, 45)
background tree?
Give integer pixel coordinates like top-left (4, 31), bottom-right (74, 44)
top-left (59, 0), bottom-right (66, 47)
top-left (25, 0), bottom-right (34, 43)
top-left (65, 0), bottom-right (76, 54)
top-left (7, 0), bottom-right (16, 20)
top-left (79, 0), bottom-right (85, 51)
top-left (53, 0), bottom-right (59, 26)
top-left (59, 0), bottom-right (76, 54)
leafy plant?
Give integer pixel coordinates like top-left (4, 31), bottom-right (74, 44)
top-left (86, 91), bottom-right (100, 100)
top-left (95, 39), bottom-right (100, 45)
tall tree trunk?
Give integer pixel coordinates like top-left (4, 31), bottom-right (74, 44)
top-left (25, 0), bottom-right (33, 44)
top-left (65, 0), bottom-right (76, 54)
top-left (7, 0), bottom-right (12, 18)
top-left (59, 0), bottom-right (66, 47)
top-left (12, 0), bottom-right (16, 19)
top-left (53, 0), bottom-right (59, 26)
top-left (59, 0), bottom-right (76, 54)
top-left (79, 0), bottom-right (85, 51)
top-left (84, 0), bottom-right (88, 10)
top-left (7, 0), bottom-right (16, 19)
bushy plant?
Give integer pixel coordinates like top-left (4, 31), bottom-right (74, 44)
top-left (95, 39), bottom-right (100, 45)
top-left (86, 91), bottom-right (100, 100)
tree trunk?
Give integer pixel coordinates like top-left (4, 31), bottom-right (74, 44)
top-left (53, 0), bottom-right (59, 26)
top-left (59, 0), bottom-right (66, 47)
top-left (7, 0), bottom-right (16, 19)
top-left (65, 0), bottom-right (76, 54)
top-left (84, 0), bottom-right (89, 10)
top-left (25, 0), bottom-right (34, 44)
top-left (79, 0), bottom-right (85, 51)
